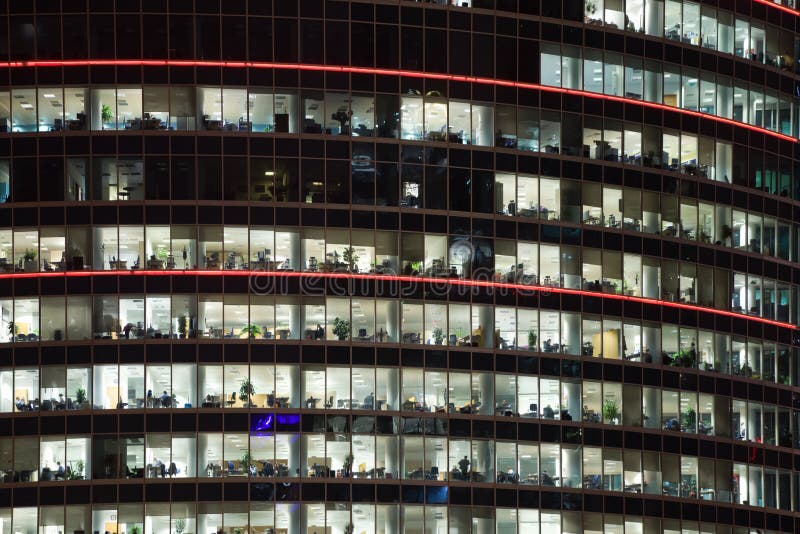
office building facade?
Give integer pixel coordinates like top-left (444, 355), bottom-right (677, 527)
top-left (0, 0), bottom-right (799, 533)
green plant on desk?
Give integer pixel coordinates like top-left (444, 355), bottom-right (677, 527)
top-left (174, 518), bottom-right (185, 534)
top-left (101, 104), bottom-right (113, 126)
top-left (528, 330), bottom-right (537, 350)
top-left (332, 317), bottom-right (350, 340)
top-left (240, 323), bottom-right (261, 339)
top-left (74, 387), bottom-right (87, 406)
top-left (681, 407), bottom-right (697, 431)
top-left (239, 378), bottom-right (255, 406)
top-left (602, 398), bottom-right (620, 425)
top-left (177, 316), bottom-right (188, 338)
top-left (432, 327), bottom-right (445, 345)
top-left (240, 450), bottom-right (253, 474)
top-left (67, 459), bottom-right (84, 480)
top-left (342, 246), bottom-right (359, 272)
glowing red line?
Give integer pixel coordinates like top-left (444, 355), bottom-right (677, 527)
top-left (8, 269), bottom-right (797, 330)
top-left (2, 59), bottom-right (795, 143)
top-left (753, 0), bottom-right (799, 15)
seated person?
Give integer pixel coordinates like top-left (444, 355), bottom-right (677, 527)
top-left (458, 456), bottom-right (470, 480)
top-left (160, 390), bottom-right (171, 407)
top-left (55, 461), bottom-right (65, 480)
top-left (261, 460), bottom-right (274, 477)
top-left (542, 404), bottom-right (555, 419)
top-left (363, 392), bottom-right (375, 410)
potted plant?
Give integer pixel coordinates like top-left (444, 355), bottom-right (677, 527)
top-left (740, 362), bottom-right (753, 377)
top-left (67, 459), bottom-right (84, 480)
top-left (344, 524), bottom-right (354, 534)
top-left (432, 327), bottom-right (445, 345)
top-left (331, 109), bottom-right (352, 134)
top-left (341, 246), bottom-right (359, 272)
top-left (681, 407), bottom-right (697, 432)
top-left (23, 249), bottom-right (37, 273)
top-left (7, 321), bottom-right (16, 342)
top-left (177, 316), bottom-right (188, 339)
top-left (240, 323), bottom-right (262, 339)
top-left (130, 526), bottom-right (141, 534)
top-left (101, 104), bottom-right (113, 129)
top-left (342, 453), bottom-right (354, 477)
top-left (174, 518), bottom-right (186, 534)
top-left (239, 377), bottom-right (255, 407)
top-left (528, 330), bottom-right (537, 350)
top-left (74, 387), bottom-right (87, 408)
top-left (602, 398), bottom-right (621, 425)
top-left (332, 317), bottom-right (350, 341)
top-left (240, 449), bottom-right (253, 475)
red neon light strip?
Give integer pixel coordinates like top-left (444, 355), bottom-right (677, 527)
top-left (753, 0), bottom-right (799, 15)
top-left (0, 59), bottom-right (795, 143)
top-left (6, 269), bottom-right (796, 330)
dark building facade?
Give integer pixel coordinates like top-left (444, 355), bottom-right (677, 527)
top-left (0, 0), bottom-right (798, 533)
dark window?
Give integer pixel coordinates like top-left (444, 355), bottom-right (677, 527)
top-left (12, 158), bottom-right (37, 202)
top-left (223, 157), bottom-right (248, 201)
top-left (63, 15), bottom-right (88, 60)
top-left (197, 157), bottom-right (221, 201)
top-left (10, 16), bottom-right (34, 60)
top-left (425, 165), bottom-right (446, 210)
top-left (250, 158), bottom-right (275, 201)
top-left (145, 157), bottom-right (169, 201)
top-left (425, 28), bottom-right (447, 73)
top-left (116, 14), bottom-right (141, 59)
top-left (302, 158), bottom-right (324, 204)
top-left (449, 31), bottom-right (470, 76)
top-left (36, 15), bottom-right (61, 60)
top-left (375, 94), bottom-right (399, 139)
top-left (142, 15), bottom-right (168, 59)
top-left (172, 157), bottom-right (196, 201)
top-left (274, 18), bottom-right (298, 62)
top-left (197, 15), bottom-right (221, 60)
top-left (472, 170), bottom-right (494, 214)
top-left (221, 16), bottom-right (246, 60)
top-left (275, 158), bottom-right (299, 202)
top-left (375, 24), bottom-right (398, 69)
top-left (301, 19), bottom-right (324, 64)
top-left (248, 17), bottom-right (273, 61)
top-left (39, 157), bottom-right (64, 202)
top-left (325, 21), bottom-right (349, 65)
top-left (496, 36), bottom-right (517, 80)
top-left (473, 33), bottom-right (494, 77)
top-left (401, 27), bottom-right (423, 71)
top-left (89, 14), bottom-right (115, 59)
top-left (351, 22), bottom-right (374, 67)
top-left (169, 14), bottom-right (194, 60)
top-left (376, 162), bottom-right (398, 207)
top-left (449, 167), bottom-right (470, 212)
